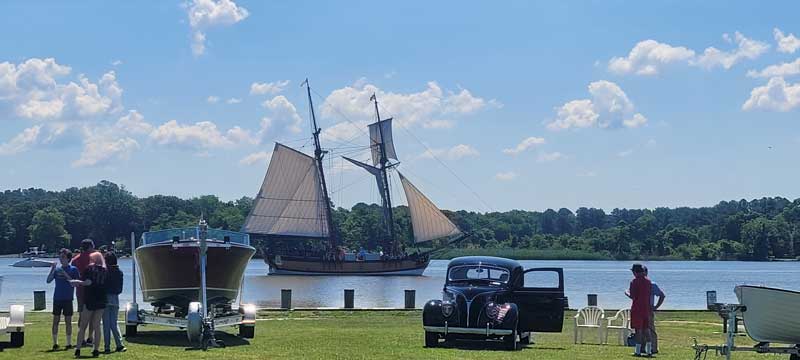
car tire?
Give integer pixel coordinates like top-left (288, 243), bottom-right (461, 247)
top-left (239, 324), bottom-right (255, 339)
top-left (504, 328), bottom-right (518, 351)
top-left (424, 331), bottom-right (438, 348)
top-left (520, 332), bottom-right (531, 345)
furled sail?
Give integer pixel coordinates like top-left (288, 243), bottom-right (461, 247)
top-left (398, 172), bottom-right (462, 243)
top-left (368, 118), bottom-right (398, 166)
top-left (242, 143), bottom-right (330, 238)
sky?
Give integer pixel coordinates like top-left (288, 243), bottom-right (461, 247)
top-left (2, 1), bottom-right (800, 213)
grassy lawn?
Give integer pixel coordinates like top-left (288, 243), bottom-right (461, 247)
top-left (0, 310), bottom-right (776, 359)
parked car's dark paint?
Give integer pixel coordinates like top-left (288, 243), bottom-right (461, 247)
top-left (422, 256), bottom-right (568, 350)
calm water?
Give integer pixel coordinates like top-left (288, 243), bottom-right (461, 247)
top-left (1, 258), bottom-right (798, 310)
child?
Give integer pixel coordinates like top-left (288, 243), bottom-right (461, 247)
top-left (102, 251), bottom-right (126, 353)
top-left (46, 249), bottom-right (80, 350)
top-left (629, 263), bottom-right (652, 357)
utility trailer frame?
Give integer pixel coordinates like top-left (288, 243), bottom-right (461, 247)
top-left (124, 228), bottom-right (256, 349)
top-left (692, 303), bottom-right (800, 360)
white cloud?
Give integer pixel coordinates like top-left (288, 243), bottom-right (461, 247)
top-left (207, 95), bottom-right (219, 103)
top-left (320, 120), bottom-right (368, 143)
top-left (114, 110), bottom-right (152, 135)
top-left (774, 28), bottom-right (800, 54)
top-left (0, 125), bottom-right (41, 155)
top-left (742, 76), bottom-right (800, 112)
top-left (321, 80), bottom-right (498, 129)
top-left (186, 0), bottom-right (249, 56)
top-left (111, 60), bottom-right (123, 67)
top-left (261, 95), bottom-right (303, 133)
top-left (502, 136), bottom-right (545, 155)
top-left (226, 97), bottom-right (242, 104)
top-left (420, 144), bottom-right (479, 160)
top-left (608, 40), bottom-right (695, 75)
top-left (546, 80), bottom-right (647, 130)
top-left (617, 149), bottom-right (634, 157)
top-left (747, 58), bottom-right (800, 78)
top-left (494, 171), bottom-right (517, 181)
top-left (693, 32), bottom-right (769, 70)
top-left (422, 119), bottom-right (454, 129)
top-left (623, 113), bottom-right (648, 128)
top-left (577, 171), bottom-right (597, 177)
top-left (148, 120), bottom-right (254, 150)
top-left (0, 58), bottom-right (123, 121)
top-left (537, 151), bottom-right (566, 162)
top-left (72, 127), bottom-right (139, 167)
top-left (239, 150), bottom-right (271, 166)
top-left (609, 32), bottom-right (769, 75)
top-left (250, 80), bottom-right (289, 95)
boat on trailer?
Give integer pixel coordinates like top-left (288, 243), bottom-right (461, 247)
top-left (125, 221), bottom-right (257, 348)
top-left (242, 80), bottom-right (467, 276)
top-left (735, 285), bottom-right (800, 345)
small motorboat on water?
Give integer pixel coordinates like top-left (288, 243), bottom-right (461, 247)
top-left (11, 257), bottom-right (55, 267)
top-left (735, 285), bottom-right (800, 344)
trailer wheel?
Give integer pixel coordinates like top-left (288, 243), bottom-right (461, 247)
top-left (125, 325), bottom-right (137, 337)
top-left (239, 324), bottom-right (255, 339)
top-left (10, 332), bottom-right (23, 347)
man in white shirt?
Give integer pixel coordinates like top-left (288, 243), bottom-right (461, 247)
top-left (644, 266), bottom-right (666, 354)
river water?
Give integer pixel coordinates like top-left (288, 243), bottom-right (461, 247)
top-left (1, 258), bottom-right (798, 310)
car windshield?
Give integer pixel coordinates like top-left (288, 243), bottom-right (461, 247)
top-left (447, 265), bottom-right (510, 284)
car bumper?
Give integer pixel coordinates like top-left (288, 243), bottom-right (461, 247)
top-left (423, 325), bottom-right (513, 336)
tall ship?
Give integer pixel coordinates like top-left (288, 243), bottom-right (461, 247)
top-left (242, 80), bottom-right (467, 275)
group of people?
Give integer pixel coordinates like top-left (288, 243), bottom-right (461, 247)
top-left (627, 263), bottom-right (666, 357)
top-left (47, 239), bottom-right (126, 358)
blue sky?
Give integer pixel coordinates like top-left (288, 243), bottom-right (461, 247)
top-left (2, 1), bottom-right (800, 212)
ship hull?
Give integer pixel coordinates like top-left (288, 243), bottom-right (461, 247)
top-left (264, 254), bottom-right (429, 276)
top-left (135, 241), bottom-right (255, 309)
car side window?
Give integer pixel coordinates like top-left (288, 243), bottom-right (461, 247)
top-left (523, 270), bottom-right (560, 289)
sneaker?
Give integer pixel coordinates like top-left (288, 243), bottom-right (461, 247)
top-left (65, 345), bottom-right (73, 350)
top-left (52, 344), bottom-right (60, 351)
top-left (91, 349), bottom-right (100, 357)
top-left (104, 349), bottom-right (111, 354)
top-left (116, 346), bottom-right (127, 353)
top-left (74, 349), bottom-right (80, 358)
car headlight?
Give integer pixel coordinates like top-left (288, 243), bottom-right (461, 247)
top-left (441, 301), bottom-right (454, 317)
top-left (485, 302), bottom-right (511, 323)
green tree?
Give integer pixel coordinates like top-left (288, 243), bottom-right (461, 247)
top-left (28, 208), bottom-right (71, 252)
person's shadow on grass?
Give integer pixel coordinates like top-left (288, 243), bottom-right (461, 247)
top-left (436, 339), bottom-right (567, 352)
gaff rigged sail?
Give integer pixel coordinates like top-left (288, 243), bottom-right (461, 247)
top-left (398, 172), bottom-right (462, 243)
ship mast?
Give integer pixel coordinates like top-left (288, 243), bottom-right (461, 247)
top-left (370, 94), bottom-right (397, 255)
top-left (303, 79), bottom-right (337, 250)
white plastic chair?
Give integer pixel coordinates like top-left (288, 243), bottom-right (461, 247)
top-left (574, 306), bottom-right (605, 344)
top-left (604, 309), bottom-right (631, 345)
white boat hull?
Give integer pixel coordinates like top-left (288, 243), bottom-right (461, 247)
top-left (735, 285), bottom-right (800, 344)
top-left (11, 258), bottom-right (55, 268)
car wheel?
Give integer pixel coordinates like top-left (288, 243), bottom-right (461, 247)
top-left (424, 331), bottom-right (439, 348)
top-left (520, 332), bottom-right (531, 345)
top-left (504, 328), bottom-right (518, 351)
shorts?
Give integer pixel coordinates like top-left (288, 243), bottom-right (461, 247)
top-left (53, 300), bottom-right (74, 316)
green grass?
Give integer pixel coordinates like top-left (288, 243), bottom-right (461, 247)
top-left (0, 310), bottom-right (773, 359)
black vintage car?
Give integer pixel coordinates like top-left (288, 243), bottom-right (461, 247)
top-left (423, 256), bottom-right (568, 350)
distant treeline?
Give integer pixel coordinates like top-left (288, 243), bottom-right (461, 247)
top-left (1, 181), bottom-right (798, 261)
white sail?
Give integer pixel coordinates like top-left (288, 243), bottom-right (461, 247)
top-left (242, 143), bottom-right (329, 238)
top-left (398, 172), bottom-right (462, 243)
top-left (369, 118), bottom-right (398, 166)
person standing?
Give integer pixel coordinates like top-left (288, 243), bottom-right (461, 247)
top-left (643, 266), bottom-right (665, 355)
top-left (46, 249), bottom-right (80, 350)
top-left (629, 263), bottom-right (652, 357)
top-left (71, 252), bottom-right (108, 358)
top-left (71, 239), bottom-right (98, 347)
top-left (102, 252), bottom-right (126, 353)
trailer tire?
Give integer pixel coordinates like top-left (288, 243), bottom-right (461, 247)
top-left (424, 331), bottom-right (438, 347)
top-left (125, 325), bottom-right (137, 337)
top-left (239, 324), bottom-right (255, 339)
top-left (10, 332), bottom-right (23, 347)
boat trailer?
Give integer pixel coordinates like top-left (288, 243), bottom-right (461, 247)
top-left (124, 226), bottom-right (257, 350)
top-left (692, 302), bottom-right (799, 360)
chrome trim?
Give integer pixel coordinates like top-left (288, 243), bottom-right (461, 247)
top-left (424, 326), bottom-right (512, 336)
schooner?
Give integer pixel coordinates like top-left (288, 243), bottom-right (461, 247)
top-left (242, 80), bottom-right (467, 275)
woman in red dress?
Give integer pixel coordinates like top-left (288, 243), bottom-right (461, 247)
top-left (629, 263), bottom-right (652, 357)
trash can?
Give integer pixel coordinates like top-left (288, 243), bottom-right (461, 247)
top-left (281, 289), bottom-right (292, 309)
top-left (344, 289), bottom-right (354, 309)
top-left (404, 290), bottom-right (416, 309)
top-left (34, 290), bottom-right (46, 311)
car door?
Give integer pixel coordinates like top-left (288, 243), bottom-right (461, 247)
top-left (513, 267), bottom-right (567, 332)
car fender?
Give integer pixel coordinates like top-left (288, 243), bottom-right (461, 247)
top-left (423, 299), bottom-right (444, 326)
